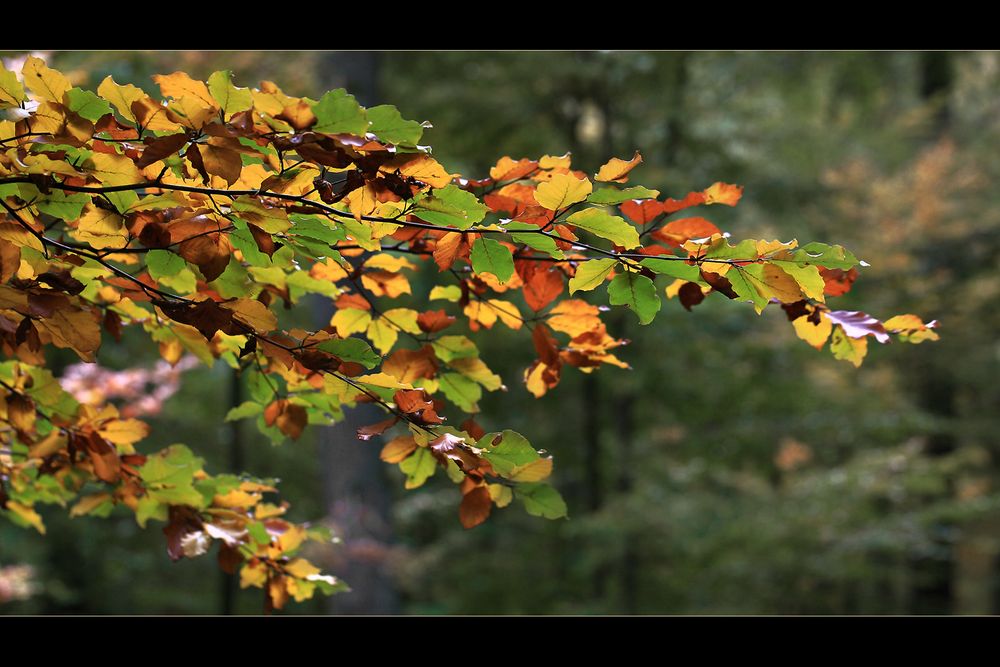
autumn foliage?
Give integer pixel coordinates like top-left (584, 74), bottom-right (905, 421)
top-left (0, 58), bottom-right (938, 610)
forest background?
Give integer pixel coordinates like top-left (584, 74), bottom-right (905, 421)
top-left (1, 50), bottom-right (997, 615)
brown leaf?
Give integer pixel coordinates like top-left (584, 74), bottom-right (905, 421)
top-left (5, 393), bottom-right (35, 433)
top-left (700, 270), bottom-right (738, 300)
top-left (459, 485), bottom-right (492, 529)
top-left (134, 132), bottom-right (190, 168)
top-left (379, 436), bottom-right (417, 463)
top-left (678, 281), bottom-right (706, 311)
top-left (394, 389), bottom-right (433, 414)
top-left (357, 416), bottom-right (398, 441)
top-left (163, 506), bottom-right (204, 562)
top-left (0, 240), bottom-right (21, 284)
top-left (199, 143), bottom-right (243, 186)
top-left (382, 346), bottom-right (438, 384)
top-left (84, 431), bottom-right (121, 483)
top-left (156, 299), bottom-right (241, 340)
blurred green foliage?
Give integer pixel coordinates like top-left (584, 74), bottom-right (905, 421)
top-left (2, 50), bottom-right (998, 615)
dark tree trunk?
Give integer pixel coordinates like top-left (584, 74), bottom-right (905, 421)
top-left (313, 51), bottom-right (400, 615)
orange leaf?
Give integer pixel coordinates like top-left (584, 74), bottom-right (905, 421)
top-left (595, 150), bottom-right (642, 183)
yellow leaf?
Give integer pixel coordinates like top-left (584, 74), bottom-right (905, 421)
top-left (363, 253), bottom-right (417, 272)
top-left (509, 457), bottom-right (553, 482)
top-left (366, 316), bottom-right (399, 355)
top-left (21, 56), bottom-right (70, 103)
top-left (221, 298), bottom-right (277, 334)
top-left (464, 300), bottom-right (497, 329)
top-left (361, 270), bottom-right (411, 298)
top-left (382, 308), bottom-right (421, 334)
top-left (7, 501), bottom-right (45, 533)
top-left (152, 72), bottom-right (218, 110)
top-left (534, 172), bottom-right (593, 211)
top-left (792, 312), bottom-right (833, 350)
top-left (98, 419), bottom-right (150, 447)
top-left (524, 361), bottom-right (549, 398)
top-left (449, 356), bottom-right (503, 391)
top-left (73, 204), bottom-right (128, 250)
top-left (85, 152), bottom-right (143, 187)
top-left (358, 373), bottom-right (413, 390)
top-left (396, 155), bottom-right (454, 188)
top-left (830, 326), bottom-right (868, 367)
top-left (345, 183), bottom-right (379, 222)
top-left (240, 560), bottom-right (268, 589)
top-left (98, 76), bottom-right (146, 124)
top-left (595, 150), bottom-right (642, 183)
top-left (486, 299), bottom-right (522, 330)
top-left (758, 264), bottom-right (803, 304)
top-left (547, 299), bottom-right (601, 337)
top-left (704, 182), bottom-right (744, 206)
top-left (330, 308), bottom-right (372, 337)
top-left (539, 153), bottom-right (572, 170)
top-left (488, 483), bottom-right (513, 508)
top-left (284, 557), bottom-right (321, 579)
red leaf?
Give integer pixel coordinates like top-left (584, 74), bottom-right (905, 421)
top-left (416, 309), bottom-right (456, 333)
top-left (820, 267), bottom-right (858, 297)
top-left (620, 199), bottom-right (665, 225)
top-left (135, 132), bottom-right (190, 168)
top-left (652, 217), bottom-right (721, 247)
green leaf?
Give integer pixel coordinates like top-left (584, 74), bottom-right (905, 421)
top-left (482, 430), bottom-right (538, 477)
top-left (311, 89), bottom-right (369, 136)
top-left (438, 372), bottom-right (481, 413)
top-left (225, 401), bottom-right (263, 422)
top-left (607, 272), bottom-right (661, 325)
top-left (210, 257), bottom-right (252, 299)
top-left (412, 185), bottom-right (488, 230)
top-left (157, 267), bottom-right (197, 295)
top-left (586, 186), bottom-right (660, 205)
top-left (286, 271), bottom-right (341, 300)
top-left (65, 87), bottom-right (113, 121)
top-left (777, 262), bottom-right (826, 301)
top-left (232, 196), bottom-right (291, 234)
top-left (789, 242), bottom-right (863, 270)
top-left (568, 258), bottom-right (617, 294)
top-left (317, 337), bottom-right (381, 369)
top-left (228, 219), bottom-right (271, 267)
top-left (248, 521), bottom-right (271, 546)
top-left (146, 249), bottom-right (187, 279)
top-left (34, 190), bottom-right (90, 220)
top-left (207, 70), bottom-right (253, 116)
top-left (135, 497), bottom-right (167, 528)
top-left (517, 483), bottom-right (567, 519)
top-left (399, 447), bottom-right (436, 489)
top-left (470, 237), bottom-right (514, 283)
top-left (367, 104), bottom-right (424, 145)
top-left (502, 221), bottom-right (565, 259)
top-left (105, 189), bottom-right (139, 214)
top-left (725, 264), bottom-right (770, 312)
top-left (639, 257), bottom-right (702, 282)
top-left (289, 214), bottom-right (347, 244)
top-left (431, 335), bottom-right (478, 362)
top-left (565, 208), bottom-right (641, 250)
